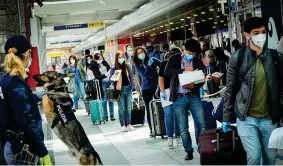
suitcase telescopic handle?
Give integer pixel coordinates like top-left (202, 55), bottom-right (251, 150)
top-left (215, 125), bottom-right (236, 152)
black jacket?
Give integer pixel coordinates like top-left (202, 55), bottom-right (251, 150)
top-left (224, 46), bottom-right (283, 124)
top-left (164, 54), bottom-right (206, 102)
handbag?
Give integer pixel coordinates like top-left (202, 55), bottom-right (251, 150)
top-left (67, 67), bottom-right (76, 93)
top-left (106, 83), bottom-right (120, 102)
top-left (85, 80), bottom-right (96, 93)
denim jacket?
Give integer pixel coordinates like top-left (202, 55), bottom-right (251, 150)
top-left (0, 74), bottom-right (48, 157)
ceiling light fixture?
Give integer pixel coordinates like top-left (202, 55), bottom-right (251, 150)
top-left (170, 22), bottom-right (174, 24)
top-left (187, 16), bottom-right (191, 19)
top-left (213, 26), bottom-right (216, 28)
top-left (153, 28), bottom-right (156, 30)
top-left (208, 18), bottom-right (213, 20)
top-left (191, 23), bottom-right (194, 25)
top-left (196, 21), bottom-right (200, 24)
top-left (181, 26), bottom-right (184, 28)
top-left (194, 14), bottom-right (198, 17)
top-left (209, 8), bottom-right (214, 11)
top-left (180, 18), bottom-right (185, 21)
top-left (202, 20), bottom-right (206, 22)
top-left (216, 15), bottom-right (220, 18)
top-left (160, 25), bottom-right (164, 28)
top-left (168, 30), bottom-right (171, 31)
top-left (185, 24), bottom-right (189, 26)
top-left (214, 22), bottom-right (218, 24)
top-left (201, 12), bottom-right (206, 14)
top-left (220, 20), bottom-right (224, 23)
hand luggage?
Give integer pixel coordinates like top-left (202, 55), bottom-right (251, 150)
top-left (90, 80), bottom-right (107, 125)
top-left (149, 99), bottom-right (166, 139)
top-left (207, 78), bottom-right (220, 96)
top-left (199, 126), bottom-right (247, 165)
top-left (106, 83), bottom-right (120, 102)
top-left (201, 100), bottom-right (217, 130)
top-left (131, 92), bottom-right (145, 126)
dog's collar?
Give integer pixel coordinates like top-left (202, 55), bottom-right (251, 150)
top-left (51, 102), bottom-right (76, 129)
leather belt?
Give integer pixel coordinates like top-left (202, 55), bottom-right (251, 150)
top-left (179, 91), bottom-right (197, 97)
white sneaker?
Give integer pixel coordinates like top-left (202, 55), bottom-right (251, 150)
top-left (168, 137), bottom-right (174, 149)
top-left (121, 126), bottom-right (128, 132)
top-left (127, 125), bottom-right (135, 131)
top-left (176, 137), bottom-right (182, 145)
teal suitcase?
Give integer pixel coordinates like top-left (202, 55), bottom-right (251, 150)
top-left (90, 80), bottom-right (106, 124)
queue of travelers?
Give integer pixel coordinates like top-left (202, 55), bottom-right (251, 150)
top-left (0, 16), bottom-right (282, 165)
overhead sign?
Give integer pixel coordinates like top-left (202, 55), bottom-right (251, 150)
top-left (54, 22), bottom-right (104, 31)
top-left (47, 52), bottom-right (64, 58)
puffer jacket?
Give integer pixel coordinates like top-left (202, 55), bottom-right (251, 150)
top-left (223, 46), bottom-right (283, 124)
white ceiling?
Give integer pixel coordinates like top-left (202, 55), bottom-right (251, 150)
top-left (35, 0), bottom-right (150, 49)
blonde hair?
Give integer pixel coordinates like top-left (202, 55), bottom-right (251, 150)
top-left (2, 48), bottom-right (30, 79)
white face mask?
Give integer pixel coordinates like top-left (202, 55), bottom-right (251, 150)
top-left (251, 34), bottom-right (266, 48)
top-left (70, 59), bottom-right (76, 64)
top-left (97, 60), bottom-right (103, 64)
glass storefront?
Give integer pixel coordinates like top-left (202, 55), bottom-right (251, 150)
top-left (230, 0), bottom-right (261, 44)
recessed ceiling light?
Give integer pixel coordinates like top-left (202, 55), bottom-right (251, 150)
top-left (202, 20), bottom-right (206, 22)
top-left (187, 16), bottom-right (191, 19)
top-left (220, 20), bottom-right (224, 23)
top-left (172, 28), bottom-right (175, 30)
top-left (214, 22), bottom-right (218, 24)
top-left (170, 22), bottom-right (174, 24)
top-left (164, 31), bottom-right (167, 33)
top-left (185, 24), bottom-right (189, 26)
top-left (196, 21), bottom-right (200, 24)
top-left (160, 25), bottom-right (164, 28)
top-left (209, 8), bottom-right (214, 11)
top-left (160, 32), bottom-right (163, 34)
top-left (208, 18), bottom-right (213, 20)
top-left (194, 14), bottom-right (198, 17)
top-left (165, 24), bottom-right (168, 26)
top-left (189, 28), bottom-right (192, 31)
top-left (216, 16), bottom-right (220, 18)
top-left (176, 27), bottom-right (179, 29)
top-left (201, 12), bottom-right (206, 14)
top-left (168, 30), bottom-right (171, 31)
top-left (191, 23), bottom-right (194, 25)
top-left (153, 28), bottom-right (156, 30)
top-left (181, 26), bottom-right (184, 28)
top-left (145, 31), bottom-right (148, 33)
top-left (213, 26), bottom-right (216, 28)
top-left (180, 18), bottom-right (185, 21)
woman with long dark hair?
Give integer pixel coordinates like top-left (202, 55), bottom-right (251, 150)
top-left (93, 53), bottom-right (115, 121)
top-left (110, 51), bottom-right (136, 132)
top-left (66, 55), bottom-right (86, 109)
top-left (133, 47), bottom-right (161, 137)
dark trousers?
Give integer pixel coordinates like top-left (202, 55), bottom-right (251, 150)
top-left (142, 88), bottom-right (157, 131)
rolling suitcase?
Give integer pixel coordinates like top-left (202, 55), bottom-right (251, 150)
top-left (199, 126), bottom-right (247, 165)
top-left (201, 100), bottom-right (217, 130)
top-left (90, 80), bottom-right (107, 125)
top-left (131, 92), bottom-right (145, 126)
top-left (149, 99), bottom-right (166, 139)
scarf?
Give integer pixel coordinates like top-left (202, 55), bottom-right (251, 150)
top-left (116, 67), bottom-right (130, 90)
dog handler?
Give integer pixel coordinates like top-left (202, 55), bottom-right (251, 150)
top-left (0, 35), bottom-right (52, 165)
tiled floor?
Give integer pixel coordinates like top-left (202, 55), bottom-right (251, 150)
top-left (41, 98), bottom-right (283, 165)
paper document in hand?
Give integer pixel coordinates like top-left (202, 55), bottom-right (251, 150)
top-left (110, 70), bottom-right (122, 81)
top-left (178, 70), bottom-right (205, 86)
top-left (268, 127), bottom-right (283, 149)
top-left (160, 89), bottom-right (172, 107)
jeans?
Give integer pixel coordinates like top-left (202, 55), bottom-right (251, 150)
top-left (73, 79), bottom-right (86, 107)
top-left (173, 95), bottom-right (206, 153)
top-left (102, 81), bottom-right (114, 118)
top-left (142, 88), bottom-right (156, 131)
top-left (118, 86), bottom-right (132, 126)
top-left (237, 117), bottom-right (277, 165)
top-left (163, 104), bottom-right (180, 138)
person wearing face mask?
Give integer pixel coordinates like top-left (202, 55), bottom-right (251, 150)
top-left (159, 48), bottom-right (181, 149)
top-left (133, 47), bottom-right (161, 137)
top-left (66, 55), bottom-right (87, 109)
top-left (0, 35), bottom-right (52, 165)
top-left (164, 39), bottom-right (206, 161)
top-left (109, 51), bottom-right (136, 132)
top-left (222, 17), bottom-right (283, 165)
top-left (125, 45), bottom-right (134, 69)
top-left (93, 53), bottom-right (115, 121)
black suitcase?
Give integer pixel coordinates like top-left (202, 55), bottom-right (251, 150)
top-left (131, 95), bottom-right (145, 126)
top-left (207, 78), bottom-right (220, 96)
top-left (149, 99), bottom-right (166, 139)
top-left (199, 126), bottom-right (247, 165)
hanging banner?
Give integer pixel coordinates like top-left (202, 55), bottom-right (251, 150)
top-left (47, 52), bottom-right (64, 58)
top-left (54, 22), bottom-right (104, 31)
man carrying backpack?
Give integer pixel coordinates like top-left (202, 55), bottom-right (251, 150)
top-left (222, 17), bottom-right (283, 165)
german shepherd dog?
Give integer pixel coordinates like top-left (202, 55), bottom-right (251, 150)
top-left (33, 71), bottom-right (103, 165)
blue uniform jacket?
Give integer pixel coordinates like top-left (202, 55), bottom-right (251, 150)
top-left (135, 57), bottom-right (161, 90)
top-left (0, 74), bottom-right (48, 157)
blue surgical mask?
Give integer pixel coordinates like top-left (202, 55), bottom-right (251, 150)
top-left (118, 58), bottom-right (125, 64)
top-left (138, 53), bottom-right (146, 60)
top-left (26, 57), bottom-right (32, 69)
top-left (127, 50), bottom-right (133, 56)
top-left (185, 53), bottom-right (195, 61)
